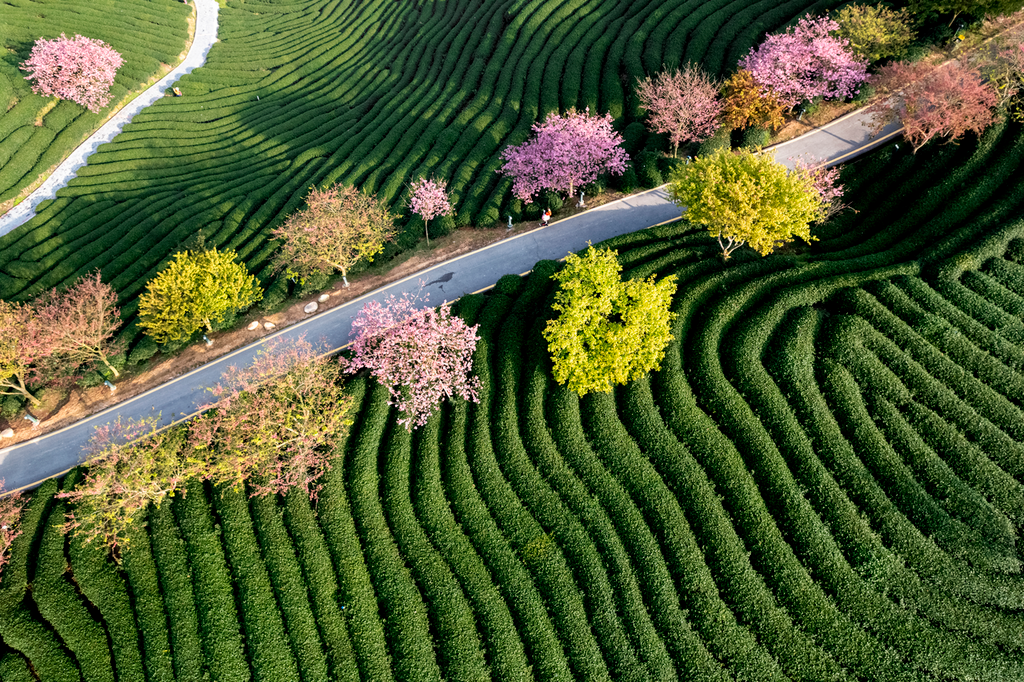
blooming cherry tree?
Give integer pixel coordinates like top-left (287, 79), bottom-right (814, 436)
top-left (636, 65), bottom-right (723, 157)
top-left (869, 61), bottom-right (998, 153)
top-left (0, 301), bottom-right (52, 406)
top-left (347, 292), bottom-right (480, 429)
top-left (740, 15), bottom-right (868, 108)
top-left (499, 107), bottom-right (629, 204)
top-left (35, 272), bottom-right (124, 378)
top-left (20, 33), bottom-right (124, 113)
top-left (409, 177), bottom-right (452, 246)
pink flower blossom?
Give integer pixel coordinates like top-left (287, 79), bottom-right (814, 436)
top-left (499, 107), bottom-right (629, 203)
top-left (409, 177), bottom-right (452, 245)
top-left (347, 291), bottom-right (480, 429)
top-left (791, 155), bottom-right (847, 221)
top-left (636, 65), bottom-right (723, 157)
top-left (740, 15), bottom-right (868, 108)
top-left (21, 33), bottom-right (124, 113)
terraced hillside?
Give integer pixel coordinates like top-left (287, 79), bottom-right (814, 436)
top-left (0, 0), bottom-right (840, 349)
top-left (0, 0), bottom-right (191, 204)
top-left (2, 117), bottom-right (1024, 680)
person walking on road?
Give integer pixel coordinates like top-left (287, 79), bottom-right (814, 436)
top-left (540, 208), bottom-right (552, 227)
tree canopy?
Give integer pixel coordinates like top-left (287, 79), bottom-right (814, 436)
top-left (740, 14), bottom-right (868, 108)
top-left (636, 64), bottom-right (723, 157)
top-left (346, 292), bottom-right (480, 429)
top-left (720, 69), bottom-right (787, 131)
top-left (543, 246), bottom-right (678, 396)
top-left (499, 107), bottom-right (629, 202)
top-left (20, 33), bottom-right (123, 112)
top-left (667, 149), bottom-right (824, 259)
top-left (138, 248), bottom-right (262, 344)
top-left (833, 3), bottom-right (916, 63)
top-left (869, 61), bottom-right (998, 153)
top-left (273, 183), bottom-right (397, 287)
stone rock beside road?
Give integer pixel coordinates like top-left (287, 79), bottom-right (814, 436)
top-left (264, 322), bottom-right (276, 330)
top-left (304, 302), bottom-right (318, 314)
top-left (318, 294), bottom-right (330, 302)
top-left (247, 321), bottom-right (260, 330)
top-left (0, 428), bottom-right (13, 439)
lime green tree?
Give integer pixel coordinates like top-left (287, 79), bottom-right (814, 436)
top-left (833, 4), bottom-right (915, 63)
top-left (139, 248), bottom-right (262, 343)
top-left (667, 149), bottom-right (823, 259)
top-left (543, 246), bottom-right (677, 395)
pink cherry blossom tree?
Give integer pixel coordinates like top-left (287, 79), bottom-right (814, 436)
top-left (347, 291), bottom-right (480, 429)
top-left (0, 301), bottom-right (53, 406)
top-left (791, 156), bottom-right (848, 221)
top-left (409, 177), bottom-right (452, 246)
top-left (35, 272), bottom-right (124, 378)
top-left (636, 64), bottom-right (723, 157)
top-left (20, 33), bottom-right (124, 113)
top-left (0, 481), bottom-right (26, 583)
top-left (190, 337), bottom-right (353, 500)
top-left (869, 61), bottom-right (998, 153)
top-left (740, 15), bottom-right (869, 109)
top-left (499, 107), bottom-right (629, 204)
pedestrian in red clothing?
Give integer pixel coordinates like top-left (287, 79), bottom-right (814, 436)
top-left (540, 208), bottom-right (552, 227)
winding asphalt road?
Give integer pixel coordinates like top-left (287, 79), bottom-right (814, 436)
top-left (0, 0), bottom-right (904, 491)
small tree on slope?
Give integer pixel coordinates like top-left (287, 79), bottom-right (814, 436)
top-left (20, 33), bottom-right (124, 113)
top-left (543, 246), bottom-right (678, 396)
top-left (636, 65), bottom-right (723, 157)
top-left (0, 301), bottom-right (51, 406)
top-left (409, 177), bottom-right (452, 246)
top-left (35, 272), bottom-right (124, 378)
top-left (138, 248), bottom-right (262, 344)
top-left (346, 292), bottom-right (480, 429)
top-left (667, 149), bottom-right (824, 259)
top-left (273, 184), bottom-right (397, 287)
top-left (499, 108), bottom-right (629, 204)
top-left (740, 14), bottom-right (869, 108)
top-left (869, 61), bottom-right (998, 153)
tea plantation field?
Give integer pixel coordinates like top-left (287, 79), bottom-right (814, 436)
top-left (0, 0), bottom-right (191, 204)
top-left (0, 0), bottom-right (841, 351)
top-left (2, 116), bottom-right (1024, 679)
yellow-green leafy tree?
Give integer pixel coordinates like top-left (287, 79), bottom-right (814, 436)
top-left (667, 149), bottom-right (824, 259)
top-left (833, 4), bottom-right (915, 63)
top-left (543, 246), bottom-right (677, 395)
top-left (139, 248), bottom-right (262, 343)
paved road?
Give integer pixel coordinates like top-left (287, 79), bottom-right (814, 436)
top-left (0, 0), bottom-right (220, 238)
top-left (0, 94), bottom-right (903, 493)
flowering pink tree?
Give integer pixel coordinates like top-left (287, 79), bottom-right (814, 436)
top-left (20, 34), bottom-right (124, 113)
top-left (740, 15), bottom-right (868, 108)
top-left (347, 292), bottom-right (480, 429)
top-left (0, 301), bottom-right (53, 406)
top-left (35, 272), bottom-right (124, 378)
top-left (190, 337), bottom-right (353, 500)
top-left (869, 61), bottom-right (998, 153)
top-left (636, 65), bottom-right (723, 157)
top-left (791, 156), bottom-right (847, 221)
top-left (409, 177), bottom-right (452, 246)
top-left (0, 481), bottom-right (26, 583)
top-left (499, 107), bottom-right (629, 204)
